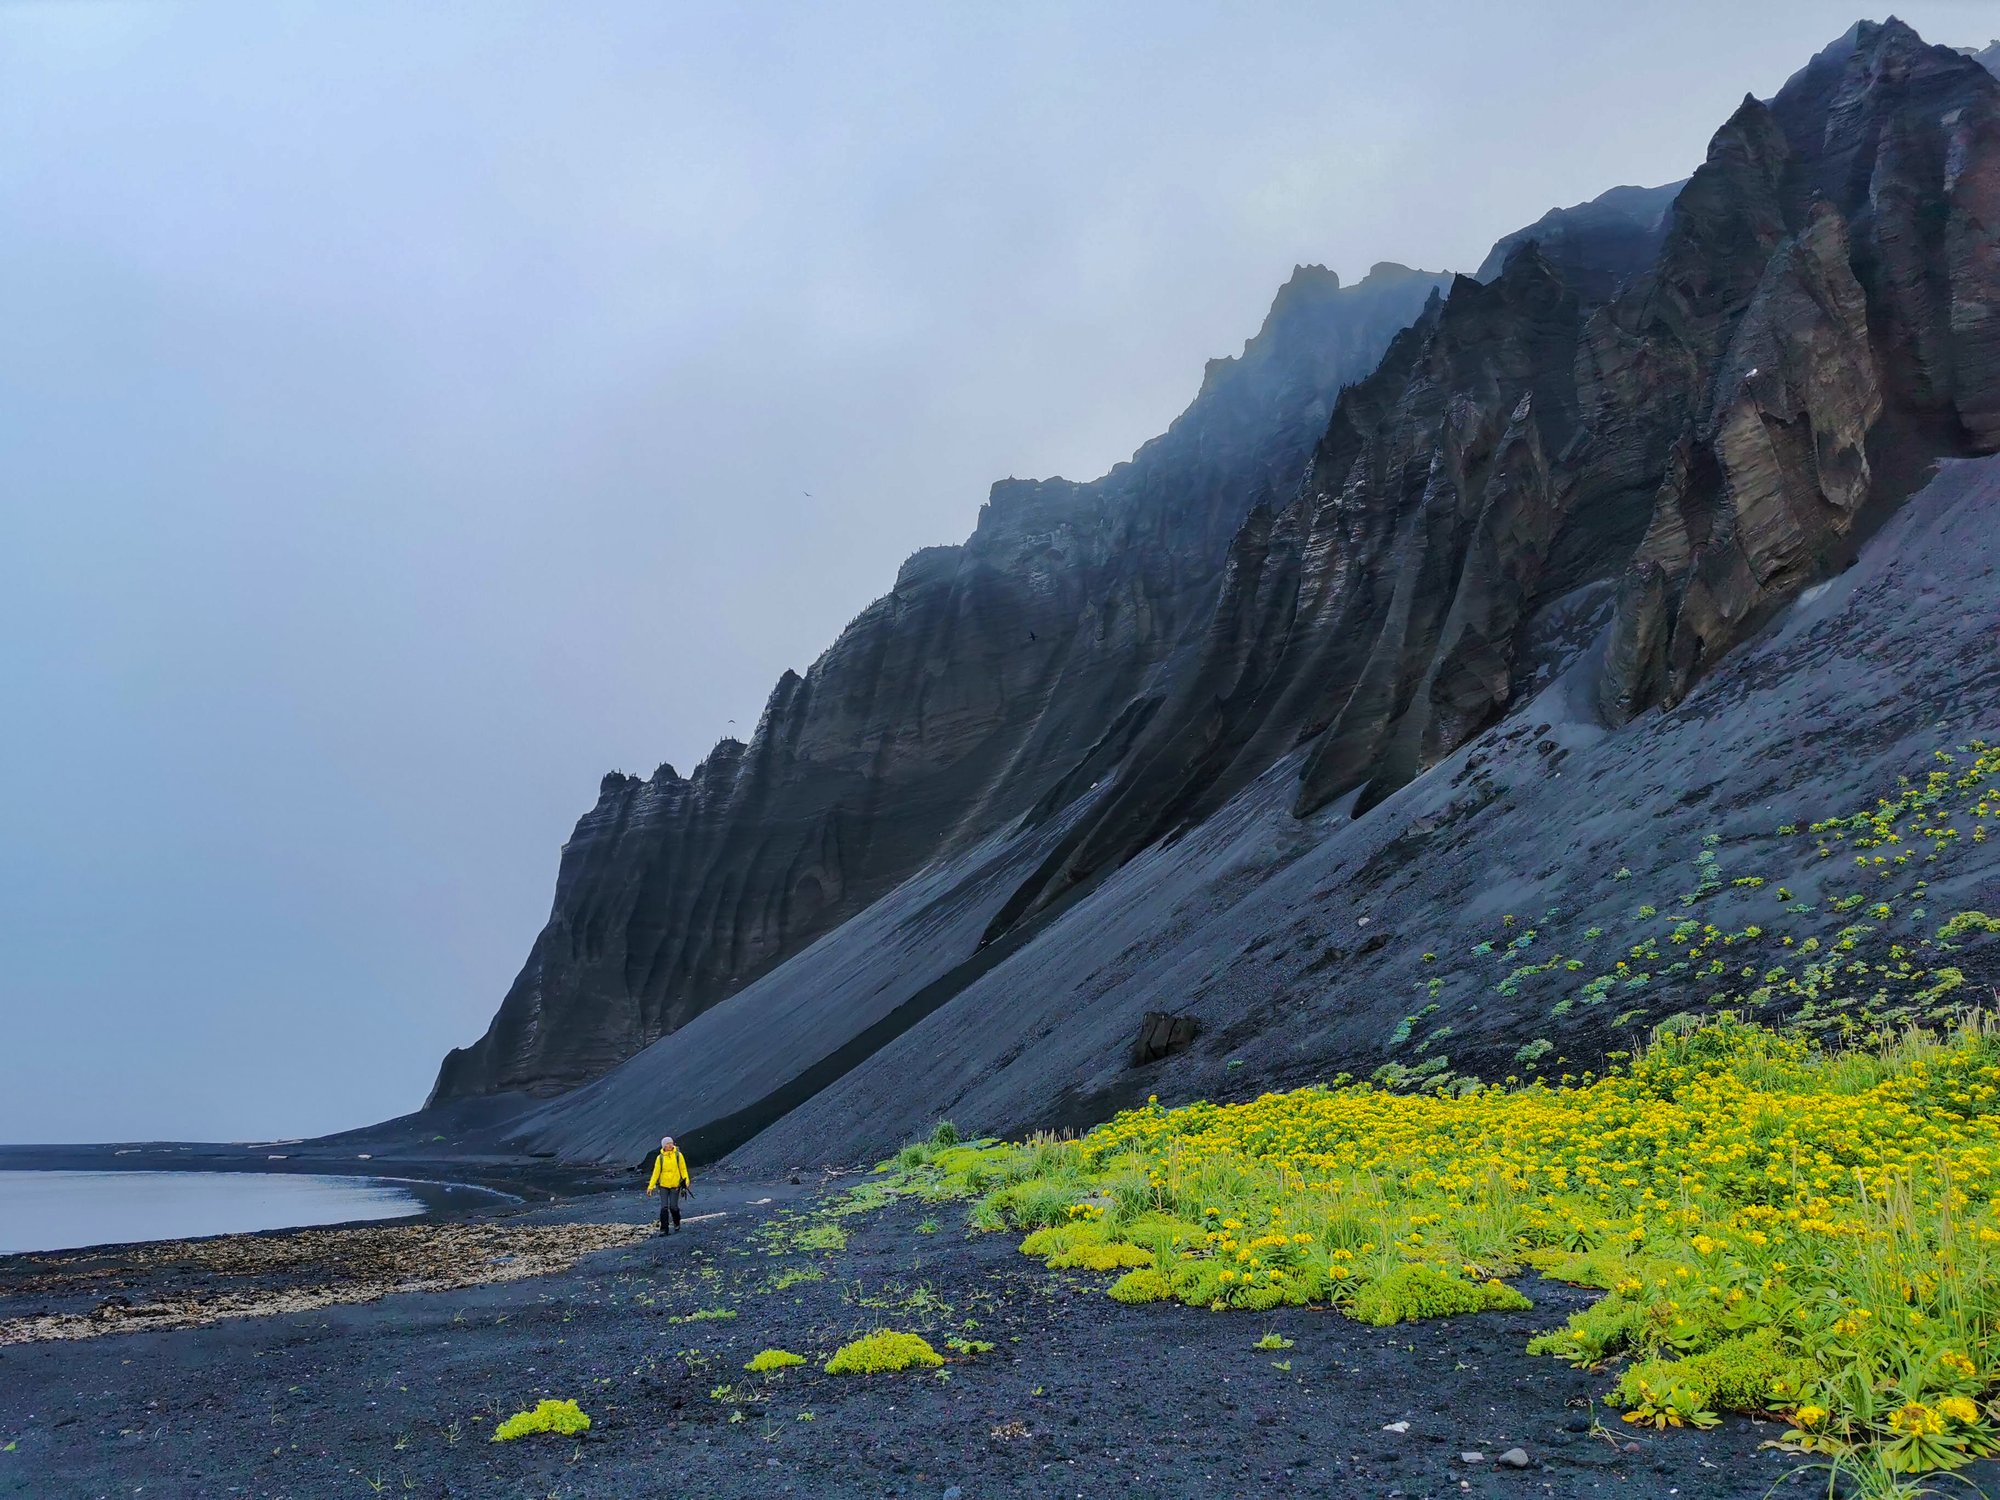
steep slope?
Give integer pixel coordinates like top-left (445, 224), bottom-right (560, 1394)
top-left (722, 448), bottom-right (2000, 1169)
top-left (431, 262), bottom-right (1451, 1102)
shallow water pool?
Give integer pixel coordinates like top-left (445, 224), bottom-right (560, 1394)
top-left (0, 1170), bottom-right (506, 1255)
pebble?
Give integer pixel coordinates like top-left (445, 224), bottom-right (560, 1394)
top-left (1497, 1447), bottom-right (1530, 1468)
top-left (1381, 1420), bottom-right (1410, 1433)
top-left (943, 1488), bottom-right (962, 1500)
top-left (1460, 1451), bottom-right (1485, 1464)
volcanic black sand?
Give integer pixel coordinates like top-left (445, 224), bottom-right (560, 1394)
top-left (8, 1173), bottom-right (1974, 1500)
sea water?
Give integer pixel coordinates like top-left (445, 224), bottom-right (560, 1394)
top-left (0, 1170), bottom-right (500, 1255)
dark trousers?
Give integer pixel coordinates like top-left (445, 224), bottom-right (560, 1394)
top-left (657, 1188), bottom-right (683, 1232)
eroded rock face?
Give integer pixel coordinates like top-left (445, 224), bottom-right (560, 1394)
top-left (436, 21), bottom-right (2000, 1111)
top-left (994, 21), bottom-right (1999, 928)
top-left (430, 263), bottom-right (1452, 1101)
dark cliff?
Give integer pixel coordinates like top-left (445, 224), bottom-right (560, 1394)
top-left (434, 20), bottom-right (2000, 1147)
top-left (991, 18), bottom-right (1999, 928)
top-left (431, 261), bottom-right (1453, 1101)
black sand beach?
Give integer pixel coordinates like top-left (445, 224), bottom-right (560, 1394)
top-left (0, 1172), bottom-right (1942, 1500)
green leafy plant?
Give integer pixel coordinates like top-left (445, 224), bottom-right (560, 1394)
top-left (823, 1330), bottom-right (944, 1375)
top-left (491, 1399), bottom-right (590, 1442)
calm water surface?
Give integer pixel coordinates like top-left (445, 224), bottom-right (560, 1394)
top-left (0, 1170), bottom-right (504, 1255)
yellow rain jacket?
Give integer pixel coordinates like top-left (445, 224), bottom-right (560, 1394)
top-left (647, 1147), bottom-right (691, 1192)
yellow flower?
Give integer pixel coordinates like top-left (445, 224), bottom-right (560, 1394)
top-left (1940, 1396), bottom-right (1980, 1426)
top-left (1792, 1405), bottom-right (1828, 1428)
top-left (1889, 1404), bottom-right (1944, 1436)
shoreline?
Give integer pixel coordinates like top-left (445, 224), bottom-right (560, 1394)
top-left (0, 1139), bottom-right (623, 1209)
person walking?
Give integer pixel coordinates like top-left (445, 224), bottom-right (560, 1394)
top-left (647, 1135), bottom-right (693, 1234)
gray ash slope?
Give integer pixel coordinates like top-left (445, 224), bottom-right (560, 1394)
top-left (435, 20), bottom-right (2000, 1170)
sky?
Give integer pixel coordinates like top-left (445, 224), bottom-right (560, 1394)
top-left (0, 1), bottom-right (1990, 1144)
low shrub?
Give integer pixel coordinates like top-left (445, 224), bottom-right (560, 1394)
top-left (492, 1399), bottom-right (590, 1442)
top-left (1612, 1327), bottom-right (1812, 1422)
top-left (745, 1349), bottom-right (807, 1374)
top-left (823, 1330), bottom-right (944, 1375)
top-left (1107, 1267), bottom-right (1172, 1304)
top-left (1349, 1267), bottom-right (1531, 1327)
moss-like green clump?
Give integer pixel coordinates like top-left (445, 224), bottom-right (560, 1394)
top-left (1108, 1267), bottom-right (1173, 1304)
top-left (1018, 1221), bottom-right (1154, 1272)
top-left (492, 1398), bottom-right (591, 1442)
top-left (745, 1349), bottom-right (807, 1374)
top-left (823, 1330), bottom-right (944, 1375)
top-left (1613, 1327), bottom-right (1811, 1419)
top-left (794, 1222), bottom-right (847, 1253)
top-left (1349, 1266), bottom-right (1532, 1326)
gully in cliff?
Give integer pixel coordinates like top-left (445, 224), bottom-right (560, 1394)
top-left (646, 1135), bottom-right (694, 1234)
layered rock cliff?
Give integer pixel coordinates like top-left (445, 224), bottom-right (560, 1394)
top-left (992, 19), bottom-right (2000, 926)
top-left (435, 19), bottom-right (2000, 1128)
top-left (431, 261), bottom-right (1452, 1100)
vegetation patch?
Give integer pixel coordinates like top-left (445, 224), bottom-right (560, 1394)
top-left (744, 1349), bottom-right (806, 1374)
top-left (1349, 1265), bottom-right (1532, 1326)
top-left (843, 743), bottom-right (2000, 1488)
top-left (793, 1223), bottom-right (848, 1253)
top-left (823, 1330), bottom-right (944, 1375)
top-left (491, 1399), bottom-right (590, 1442)
top-left (667, 1307), bottom-right (736, 1324)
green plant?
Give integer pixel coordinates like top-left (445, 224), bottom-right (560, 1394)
top-left (744, 1349), bottom-right (806, 1374)
top-left (794, 1223), bottom-right (847, 1253)
top-left (824, 1330), bottom-right (944, 1375)
top-left (1253, 1331), bottom-right (1294, 1350)
top-left (1349, 1267), bottom-right (1531, 1327)
top-left (1107, 1267), bottom-right (1172, 1303)
top-left (491, 1400), bottom-right (590, 1442)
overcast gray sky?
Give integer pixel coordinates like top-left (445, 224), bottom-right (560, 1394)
top-left (1, 1), bottom-right (1988, 1143)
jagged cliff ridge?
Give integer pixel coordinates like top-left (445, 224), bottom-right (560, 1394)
top-left (432, 262), bottom-right (1452, 1100)
top-left (436, 20), bottom-right (1999, 1148)
top-left (991, 18), bottom-right (1999, 928)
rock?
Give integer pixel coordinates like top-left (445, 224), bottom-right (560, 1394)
top-left (1497, 1447), bottom-right (1531, 1468)
top-left (1562, 1412), bottom-right (1590, 1433)
top-left (1460, 1451), bottom-right (1486, 1464)
top-left (1381, 1421), bottom-right (1410, 1434)
top-left (942, 1488), bottom-right (962, 1500)
top-left (1131, 1011), bottom-right (1200, 1066)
